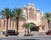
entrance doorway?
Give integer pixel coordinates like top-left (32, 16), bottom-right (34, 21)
top-left (30, 27), bottom-right (39, 31)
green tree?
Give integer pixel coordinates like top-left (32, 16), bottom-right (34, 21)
top-left (0, 8), bottom-right (12, 36)
top-left (44, 13), bottom-right (51, 30)
top-left (12, 8), bottom-right (23, 36)
top-left (23, 23), bottom-right (36, 36)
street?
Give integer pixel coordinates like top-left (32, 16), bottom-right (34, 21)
top-left (0, 35), bottom-right (51, 40)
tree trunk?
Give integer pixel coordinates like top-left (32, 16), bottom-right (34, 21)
top-left (16, 18), bottom-right (19, 36)
top-left (5, 18), bottom-right (8, 36)
top-left (24, 28), bottom-right (26, 36)
top-left (48, 20), bottom-right (50, 30)
top-left (27, 28), bottom-right (29, 36)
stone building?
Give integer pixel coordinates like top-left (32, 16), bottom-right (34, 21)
top-left (0, 3), bottom-right (49, 35)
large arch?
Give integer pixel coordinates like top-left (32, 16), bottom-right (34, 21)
top-left (26, 20), bottom-right (39, 26)
top-left (29, 23), bottom-right (39, 31)
top-left (23, 21), bottom-right (39, 31)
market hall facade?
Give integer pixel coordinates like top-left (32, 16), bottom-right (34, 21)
top-left (0, 3), bottom-right (49, 35)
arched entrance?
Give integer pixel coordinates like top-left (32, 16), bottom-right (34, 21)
top-left (23, 23), bottom-right (39, 31)
top-left (25, 20), bottom-right (39, 31)
top-left (30, 26), bottom-right (39, 31)
top-left (29, 23), bottom-right (39, 31)
top-left (23, 23), bottom-right (39, 36)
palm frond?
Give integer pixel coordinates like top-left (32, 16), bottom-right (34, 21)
top-left (0, 8), bottom-right (12, 19)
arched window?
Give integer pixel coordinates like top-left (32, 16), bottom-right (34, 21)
top-left (4, 20), bottom-right (7, 29)
top-left (0, 19), bottom-right (1, 28)
top-left (29, 8), bottom-right (34, 20)
top-left (10, 19), bottom-right (14, 29)
top-left (36, 13), bottom-right (41, 22)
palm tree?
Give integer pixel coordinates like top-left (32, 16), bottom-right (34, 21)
top-left (23, 23), bottom-right (36, 36)
top-left (12, 8), bottom-right (23, 36)
top-left (44, 13), bottom-right (51, 30)
top-left (0, 8), bottom-right (12, 36)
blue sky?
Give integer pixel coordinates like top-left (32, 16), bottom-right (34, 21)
top-left (0, 0), bottom-right (51, 13)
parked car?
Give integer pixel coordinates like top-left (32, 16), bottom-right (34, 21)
top-left (46, 30), bottom-right (51, 35)
top-left (4, 30), bottom-right (19, 36)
